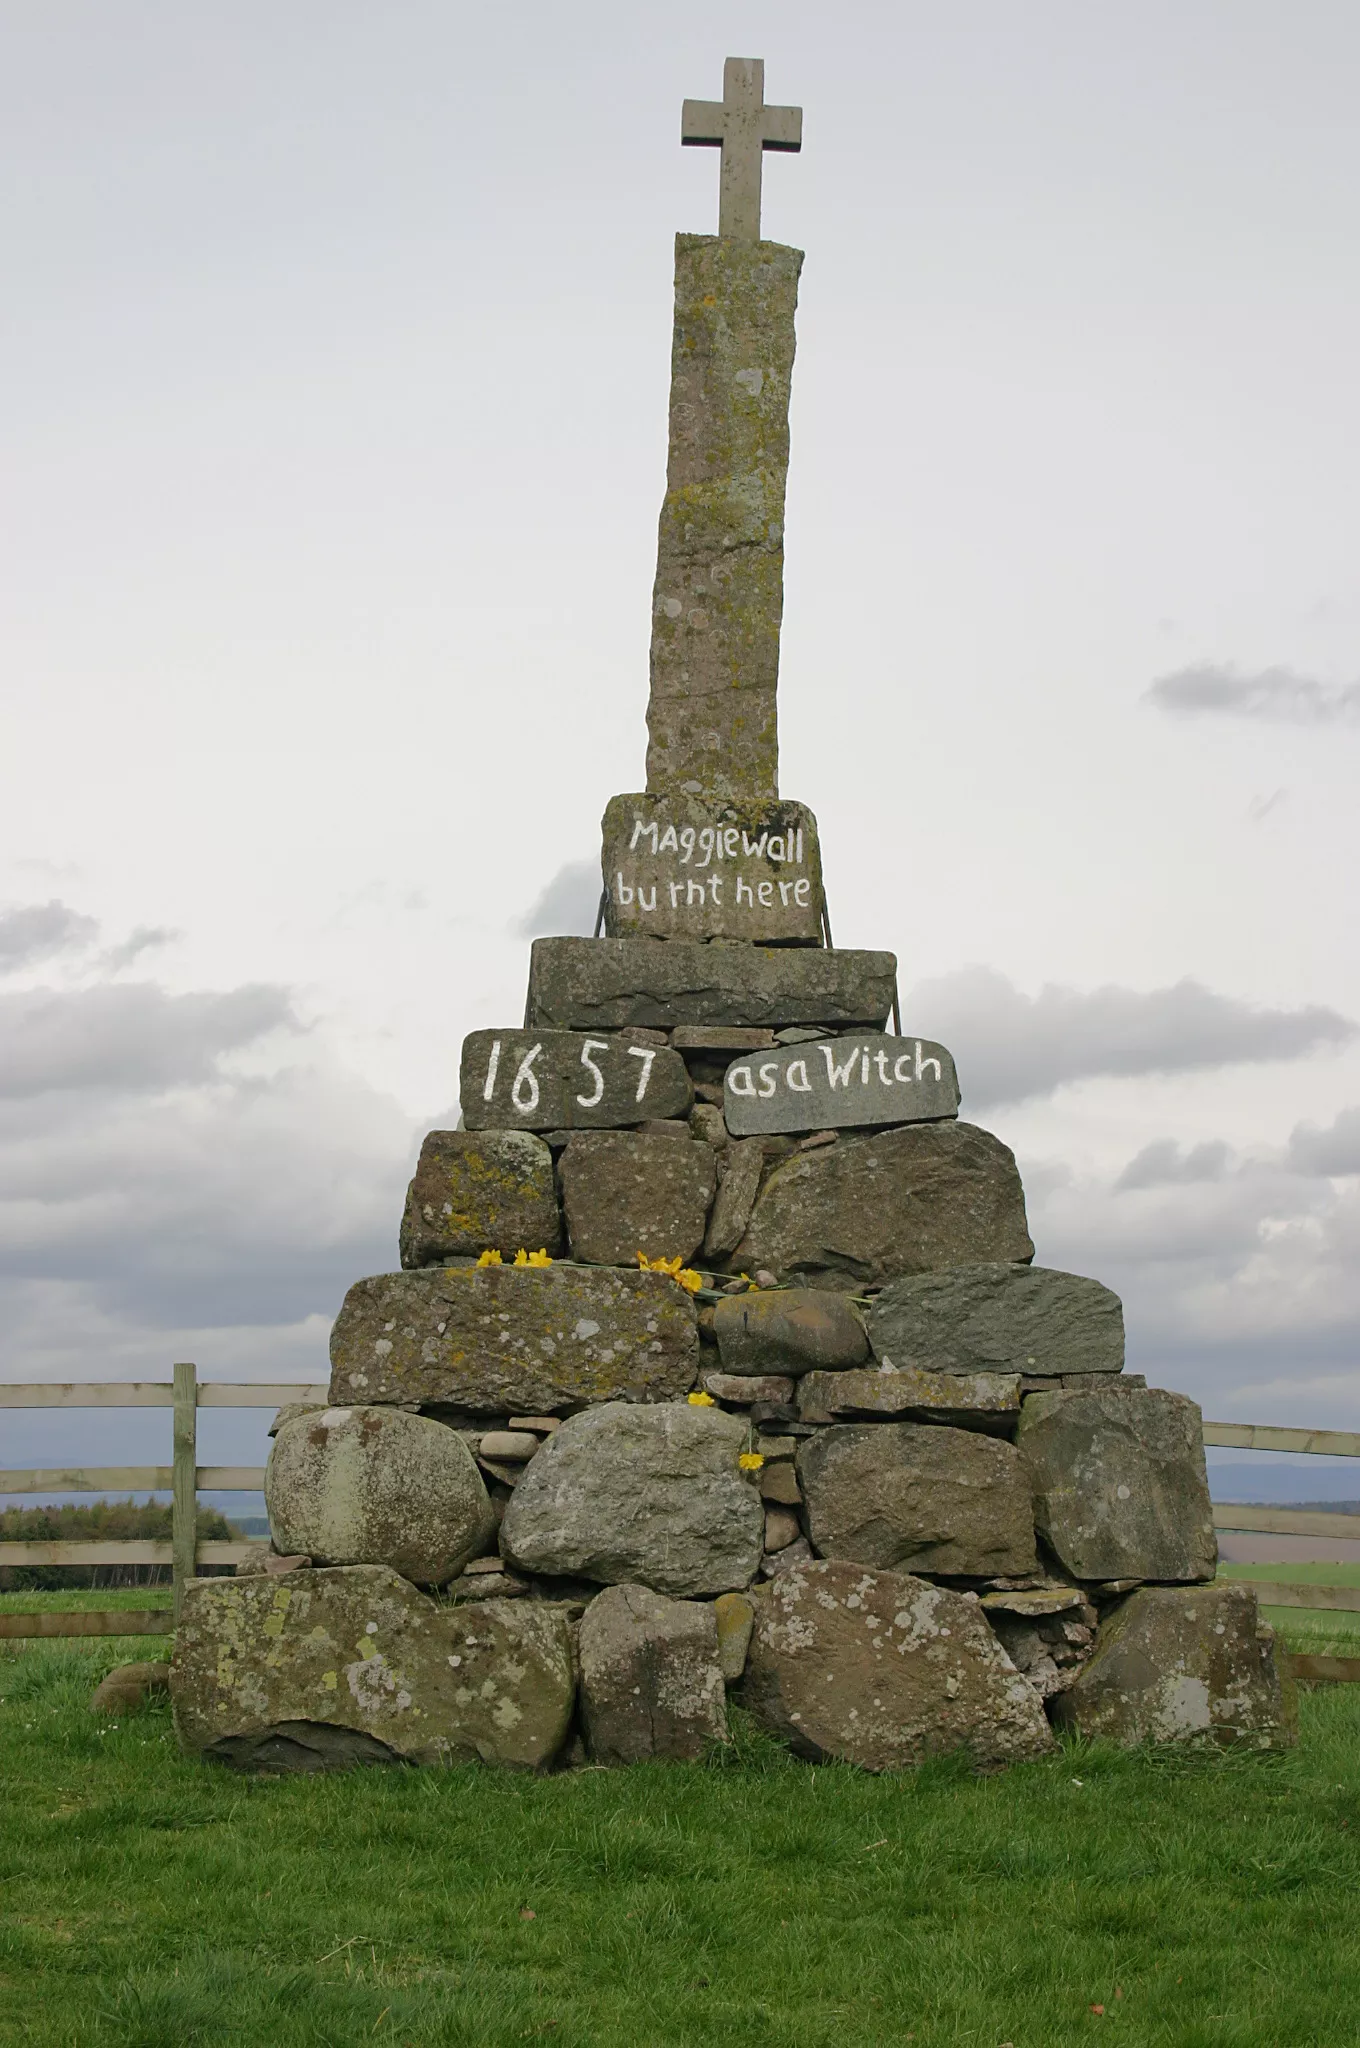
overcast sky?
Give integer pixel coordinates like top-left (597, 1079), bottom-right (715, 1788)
top-left (3, 1), bottom-right (1359, 1483)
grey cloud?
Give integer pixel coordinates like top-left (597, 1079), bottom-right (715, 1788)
top-left (908, 966), bottom-right (1355, 1109)
top-left (1116, 1139), bottom-right (1232, 1190)
top-left (513, 859), bottom-right (601, 938)
top-left (1146, 663), bottom-right (1360, 725)
top-left (1287, 1107), bottom-right (1360, 1177)
top-left (101, 924), bottom-right (180, 972)
top-left (0, 982), bottom-right (297, 1097)
top-left (0, 900), bottom-right (99, 971)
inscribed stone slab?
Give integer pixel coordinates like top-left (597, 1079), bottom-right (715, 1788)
top-left (526, 938), bottom-right (896, 1032)
top-left (723, 1033), bottom-right (959, 1136)
top-left (602, 793), bottom-right (821, 941)
top-left (646, 235), bottom-right (802, 801)
top-left (460, 1029), bottom-right (691, 1131)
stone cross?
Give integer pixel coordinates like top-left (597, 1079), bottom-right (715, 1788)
top-left (682, 57), bottom-right (802, 242)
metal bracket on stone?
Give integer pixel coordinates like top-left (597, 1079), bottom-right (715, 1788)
top-left (820, 890), bottom-right (834, 950)
top-left (593, 890), bottom-right (607, 939)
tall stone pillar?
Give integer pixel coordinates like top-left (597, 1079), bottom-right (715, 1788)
top-left (645, 233), bottom-right (803, 802)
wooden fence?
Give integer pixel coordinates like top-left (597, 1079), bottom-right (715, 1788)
top-left (3, 1374), bottom-right (1360, 1681)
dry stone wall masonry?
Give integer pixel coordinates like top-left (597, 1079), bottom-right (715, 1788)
top-left (171, 67), bottom-right (1296, 1775)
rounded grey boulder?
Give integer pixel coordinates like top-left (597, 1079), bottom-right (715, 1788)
top-left (265, 1406), bottom-right (495, 1588)
top-left (500, 1401), bottom-right (764, 1597)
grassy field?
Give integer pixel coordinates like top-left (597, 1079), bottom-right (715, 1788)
top-left (4, 1601), bottom-right (1360, 2047)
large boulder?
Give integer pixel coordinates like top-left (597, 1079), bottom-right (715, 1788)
top-left (730, 1123), bottom-right (1034, 1290)
top-left (171, 1566), bottom-right (576, 1771)
top-left (713, 1287), bottom-right (868, 1376)
top-left (500, 1401), bottom-right (764, 1597)
top-left (399, 1129), bottom-right (561, 1268)
top-left (797, 1424), bottom-right (1037, 1579)
top-left (1016, 1385), bottom-right (1217, 1583)
top-left (525, 937), bottom-right (896, 1032)
top-left (741, 1559), bottom-right (1055, 1770)
top-left (265, 1406), bottom-right (494, 1587)
top-left (577, 1583), bottom-right (729, 1762)
top-left (1052, 1584), bottom-right (1297, 1749)
top-left (867, 1264), bottom-right (1124, 1377)
top-left (328, 1264), bottom-right (698, 1414)
top-left (558, 1131), bottom-right (716, 1266)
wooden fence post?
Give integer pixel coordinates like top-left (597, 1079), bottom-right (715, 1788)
top-left (172, 1361), bottom-right (197, 1622)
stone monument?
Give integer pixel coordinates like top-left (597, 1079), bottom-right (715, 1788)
top-left (170, 61), bottom-right (1295, 1774)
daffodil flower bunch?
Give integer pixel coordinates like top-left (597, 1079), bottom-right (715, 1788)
top-left (738, 1451), bottom-right (765, 1472)
top-left (513, 1248), bottom-right (554, 1267)
top-left (687, 1390), bottom-right (715, 1407)
top-left (635, 1252), bottom-right (704, 1293)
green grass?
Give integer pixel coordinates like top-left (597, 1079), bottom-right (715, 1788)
top-left (1217, 1563), bottom-right (1360, 1647)
top-left (5, 1623), bottom-right (1360, 2046)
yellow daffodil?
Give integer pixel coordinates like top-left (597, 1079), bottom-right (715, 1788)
top-left (738, 1452), bottom-right (765, 1471)
top-left (687, 1390), bottom-right (715, 1407)
top-left (526, 1248), bottom-right (553, 1267)
top-left (636, 1253), bottom-right (705, 1293)
top-left (476, 1249), bottom-right (503, 1268)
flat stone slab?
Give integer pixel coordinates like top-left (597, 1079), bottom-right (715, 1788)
top-left (797, 1423), bottom-right (1038, 1579)
top-left (796, 1365), bottom-right (1021, 1426)
top-left (526, 938), bottom-right (896, 1033)
top-left (713, 1288), bottom-right (869, 1376)
top-left (460, 1029), bottom-right (691, 1132)
top-left (702, 1370), bottom-right (796, 1405)
top-left (399, 1129), bottom-right (561, 1268)
top-left (1052, 1584), bottom-right (1297, 1749)
top-left (558, 1129), bottom-right (717, 1266)
top-left (868, 1264), bottom-right (1125, 1377)
top-left (500, 1401), bottom-right (764, 1598)
top-left (1017, 1385), bottom-right (1217, 1583)
top-left (265, 1406), bottom-right (494, 1587)
top-left (578, 1583), bottom-right (729, 1762)
top-left (171, 1565), bottom-right (576, 1770)
top-left (741, 1559), bottom-right (1055, 1770)
top-left (328, 1265), bottom-right (698, 1415)
top-left (731, 1122), bottom-right (1034, 1290)
top-left (602, 794), bottom-right (822, 942)
top-left (724, 1034), bottom-right (959, 1137)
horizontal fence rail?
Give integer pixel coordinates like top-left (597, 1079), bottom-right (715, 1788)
top-left (3, 1375), bottom-right (1360, 1667)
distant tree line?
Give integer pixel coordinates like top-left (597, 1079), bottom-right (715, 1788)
top-left (0, 1499), bottom-right (241, 1589)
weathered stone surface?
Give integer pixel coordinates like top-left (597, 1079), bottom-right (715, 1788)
top-left (526, 938), bottom-right (895, 1032)
top-left (1016, 1386), bottom-right (1217, 1583)
top-left (328, 1265), bottom-right (698, 1415)
top-left (797, 1366), bottom-right (1020, 1427)
top-left (724, 1035), bottom-right (959, 1138)
top-left (868, 1264), bottom-right (1124, 1377)
top-left (703, 1138), bottom-right (764, 1259)
top-left (690, 1102), bottom-right (730, 1149)
top-left (759, 1462), bottom-right (802, 1505)
top-left (171, 1566), bottom-right (576, 1770)
top-left (702, 1369), bottom-right (795, 1405)
top-left (500, 1401), bottom-right (763, 1597)
top-left (713, 1288), bottom-right (868, 1376)
top-left (645, 234), bottom-right (801, 801)
top-left (603, 794), bottom-right (821, 942)
top-left (797, 1424), bottom-right (1037, 1578)
top-left (478, 1431), bottom-right (539, 1462)
top-left (558, 1131), bottom-right (717, 1265)
top-left (1052, 1584), bottom-right (1297, 1749)
top-left (763, 1507), bottom-right (801, 1553)
top-left (578, 1583), bottom-right (728, 1762)
top-left (713, 1591), bottom-right (755, 1679)
top-left (90, 1662), bottom-right (170, 1715)
top-left (985, 1601), bottom-right (1099, 1700)
top-left (742, 1560), bottom-right (1055, 1770)
top-left (266, 1407), bottom-right (495, 1588)
top-left (460, 1030), bottom-right (691, 1133)
top-left (399, 1130), bottom-right (561, 1269)
top-left (732, 1122), bottom-right (1034, 1290)
top-left (675, 1026), bottom-right (776, 1052)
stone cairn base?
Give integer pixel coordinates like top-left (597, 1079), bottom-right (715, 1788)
top-left (170, 935), bottom-right (1297, 1774)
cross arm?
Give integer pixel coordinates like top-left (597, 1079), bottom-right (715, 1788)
top-left (681, 98), bottom-right (726, 148)
top-left (760, 105), bottom-right (802, 153)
